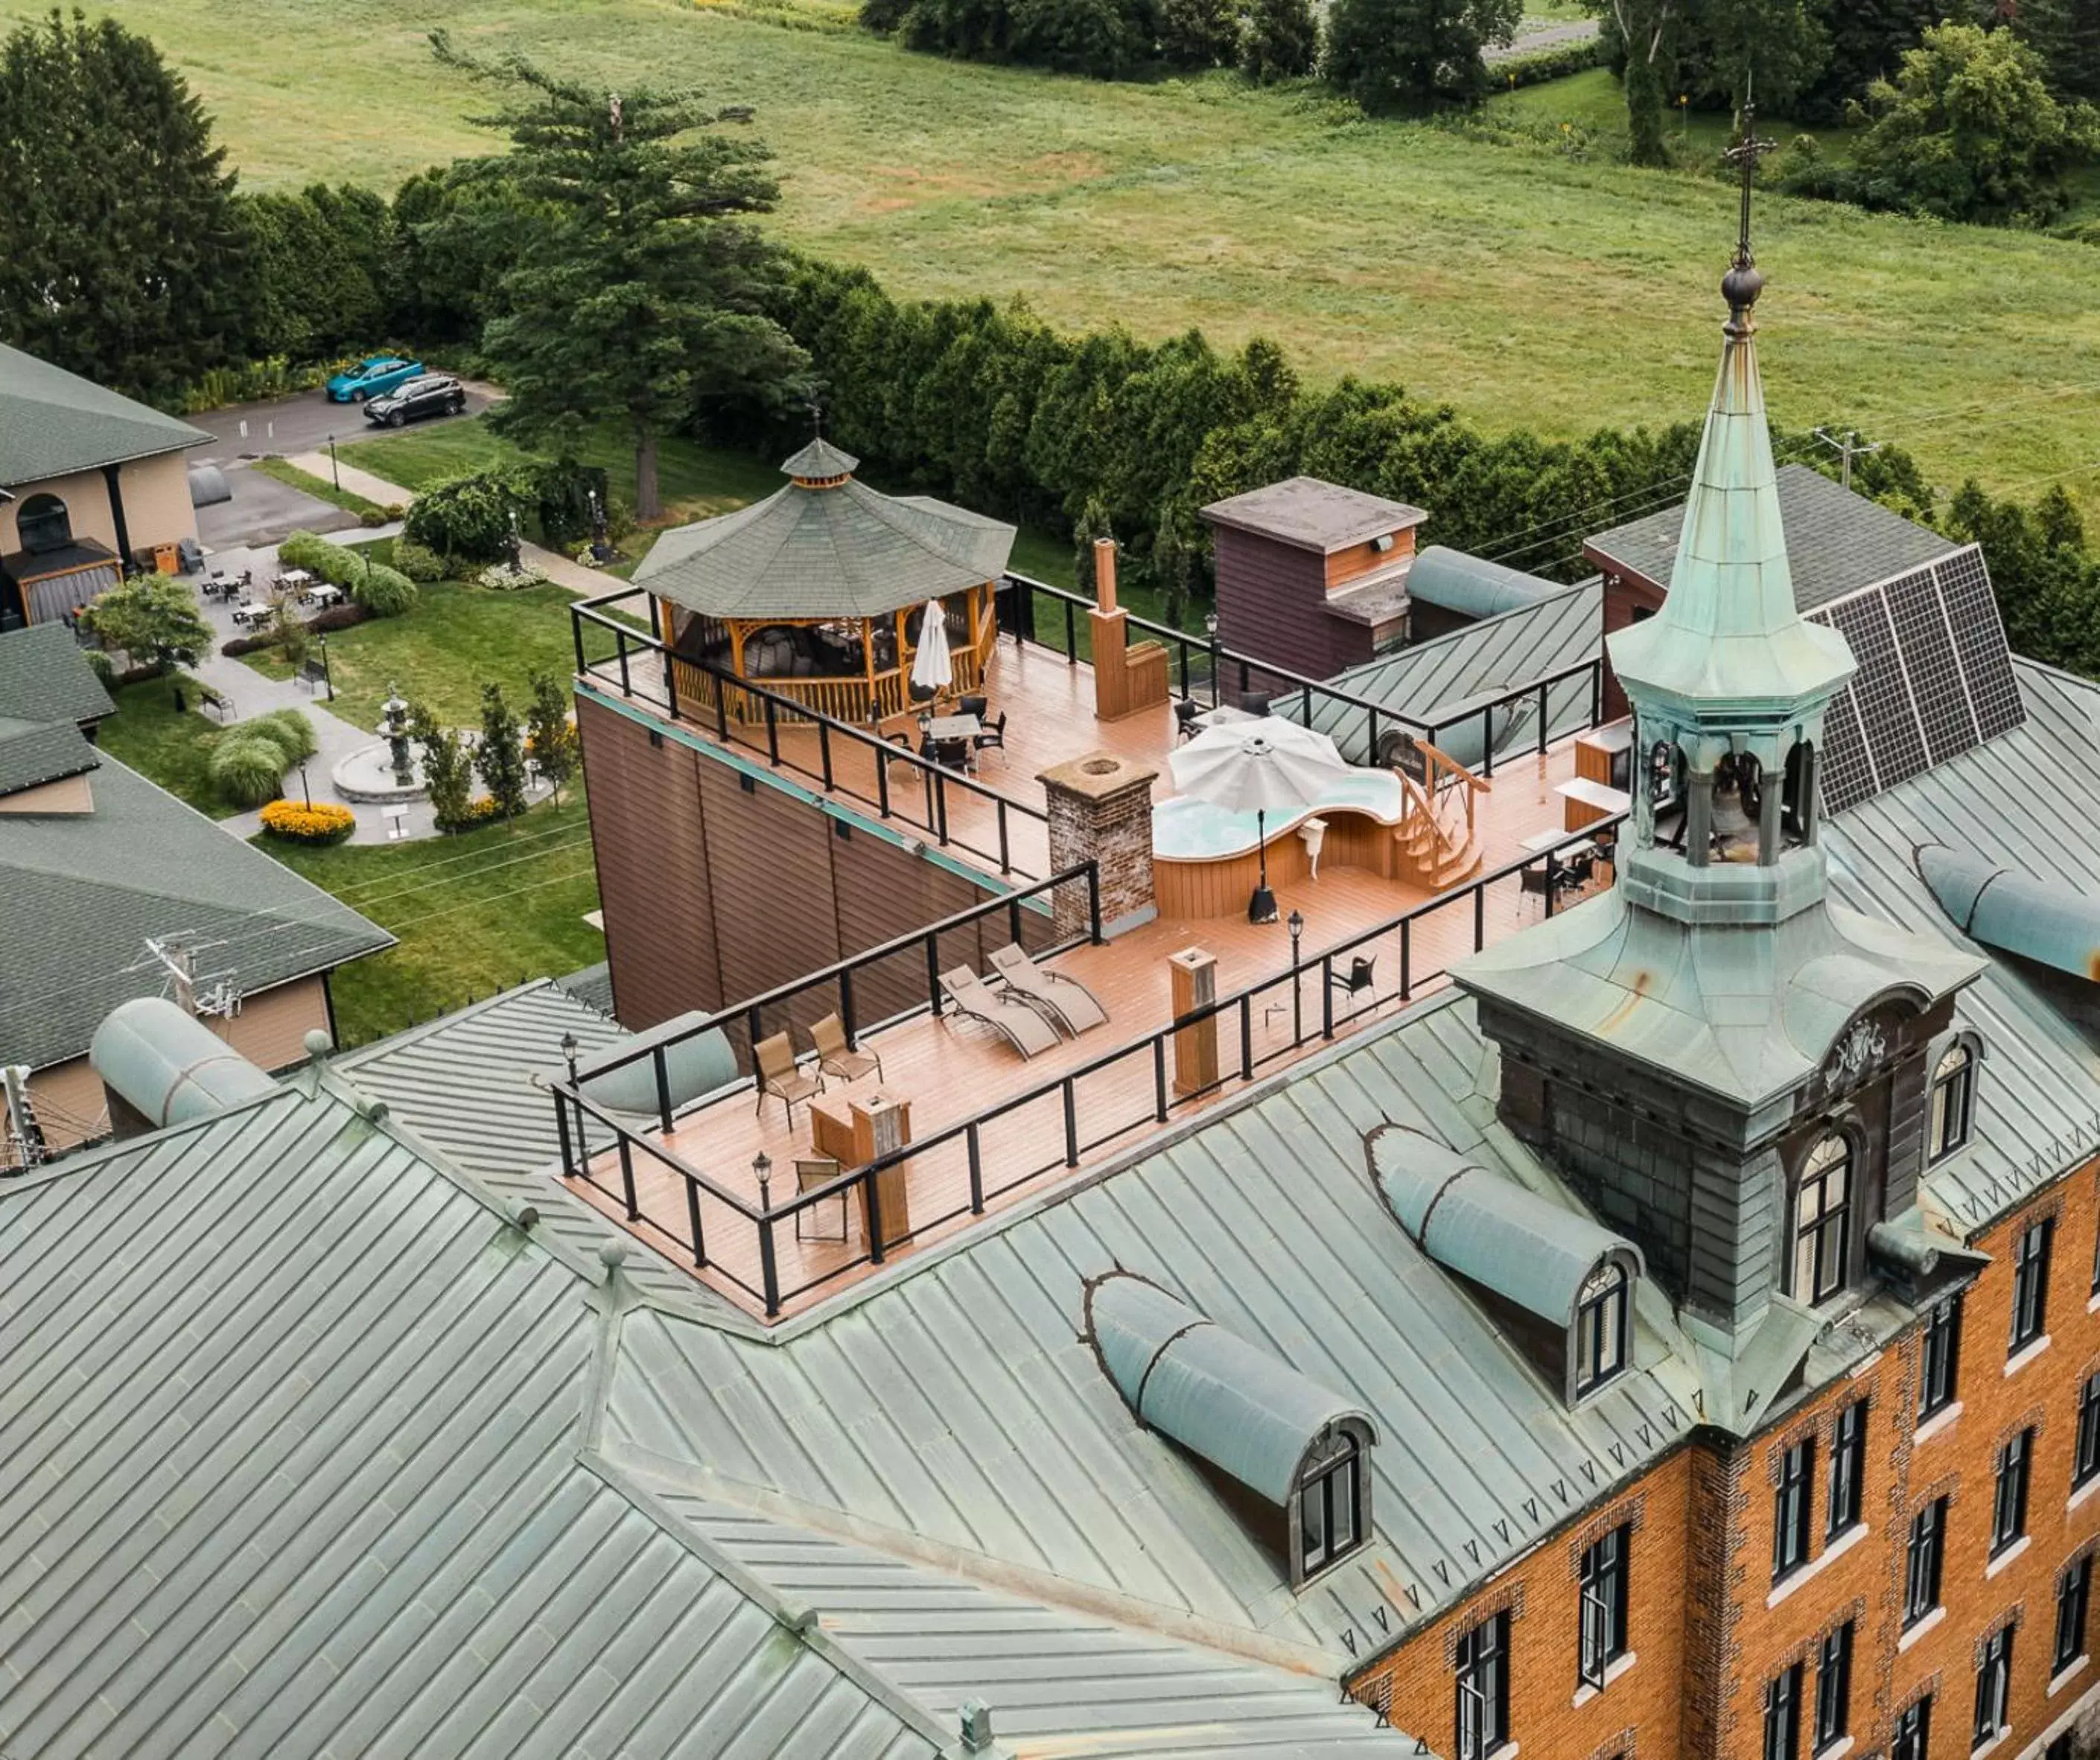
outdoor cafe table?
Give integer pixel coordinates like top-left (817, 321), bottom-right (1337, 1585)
top-left (923, 714), bottom-right (981, 743)
top-left (308, 583), bottom-right (344, 608)
top-left (277, 568), bottom-right (314, 594)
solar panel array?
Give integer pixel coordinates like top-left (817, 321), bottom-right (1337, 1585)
top-left (1806, 543), bottom-right (2027, 816)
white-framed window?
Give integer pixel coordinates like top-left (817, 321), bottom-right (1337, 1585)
top-left (1929, 1043), bottom-right (1974, 1161)
top-left (1792, 1134), bottom-right (1852, 1305)
top-left (1574, 1261), bottom-right (1629, 1397)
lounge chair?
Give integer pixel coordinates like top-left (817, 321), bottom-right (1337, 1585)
top-left (812, 1011), bottom-right (882, 1084)
top-left (754, 1031), bottom-right (823, 1125)
top-left (990, 942), bottom-right (1107, 1036)
top-left (939, 966), bottom-right (1062, 1060)
top-left (794, 1156), bottom-right (850, 1242)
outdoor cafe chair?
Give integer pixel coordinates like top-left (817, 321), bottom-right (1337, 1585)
top-left (754, 1031), bottom-right (823, 1126)
top-left (794, 1157), bottom-right (850, 1242)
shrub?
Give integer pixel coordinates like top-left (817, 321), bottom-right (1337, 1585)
top-left (1238, 0), bottom-right (1319, 83)
top-left (477, 559), bottom-right (549, 590)
top-left (258, 799), bottom-right (356, 844)
top-left (209, 734), bottom-right (288, 807)
top-left (350, 560), bottom-right (419, 616)
top-left (276, 529), bottom-right (337, 576)
top-left (391, 536), bottom-right (446, 582)
top-left (83, 649), bottom-right (115, 687)
top-left (248, 707), bottom-right (319, 764)
top-left (1488, 35), bottom-right (1603, 90)
top-left (358, 507), bottom-right (389, 527)
top-left (401, 468), bottom-right (529, 565)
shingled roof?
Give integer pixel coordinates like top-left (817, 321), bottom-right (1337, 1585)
top-left (636, 445), bottom-right (1016, 622)
top-left (0, 754), bottom-right (391, 1070)
top-left (0, 342), bottom-right (210, 487)
top-left (0, 622), bottom-right (116, 725)
top-left (1586, 463), bottom-right (1956, 611)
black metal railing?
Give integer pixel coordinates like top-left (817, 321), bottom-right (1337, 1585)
top-left (996, 572), bottom-right (1609, 778)
top-left (551, 819), bottom-right (1623, 1318)
top-left (571, 588), bottom-right (1050, 877)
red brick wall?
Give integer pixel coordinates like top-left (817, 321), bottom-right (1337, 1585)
top-left (1345, 1158), bottom-right (2100, 1760)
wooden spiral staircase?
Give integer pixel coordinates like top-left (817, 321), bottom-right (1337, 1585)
top-left (1392, 740), bottom-right (1489, 889)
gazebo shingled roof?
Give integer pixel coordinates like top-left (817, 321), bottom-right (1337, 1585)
top-left (635, 442), bottom-right (1017, 622)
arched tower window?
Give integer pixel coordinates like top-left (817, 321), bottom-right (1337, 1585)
top-left (1296, 1422), bottom-right (1370, 1578)
top-left (1792, 1134), bottom-right (1854, 1304)
top-left (1929, 1043), bottom-right (1974, 1162)
top-left (1574, 1260), bottom-right (1629, 1397)
top-left (16, 492), bottom-right (71, 554)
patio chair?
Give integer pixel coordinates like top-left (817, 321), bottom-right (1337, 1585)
top-left (794, 1157), bottom-right (850, 1242)
top-left (939, 966), bottom-right (1061, 1060)
top-left (1174, 699), bottom-right (1200, 741)
top-left (958, 693), bottom-right (990, 721)
top-left (1328, 953), bottom-right (1378, 1009)
top-left (754, 1030), bottom-right (823, 1126)
top-left (972, 713), bottom-right (1008, 759)
top-left (990, 942), bottom-right (1107, 1036)
top-left (812, 1011), bottom-right (882, 1084)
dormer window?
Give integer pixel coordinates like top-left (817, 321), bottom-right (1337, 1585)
top-left (1574, 1262), bottom-right (1629, 1396)
top-left (1929, 1043), bottom-right (1973, 1161)
top-left (1298, 1423), bottom-right (1369, 1576)
top-left (1086, 1274), bottom-right (1379, 1591)
top-left (1792, 1134), bottom-right (1853, 1305)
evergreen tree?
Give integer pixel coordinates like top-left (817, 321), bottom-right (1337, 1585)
top-left (526, 672), bottom-right (579, 807)
top-left (1792, 0), bottom-right (1939, 124)
top-left (2017, 0), bottom-right (2100, 104)
top-left (1148, 501), bottom-right (1198, 628)
top-left (1157, 0), bottom-right (1237, 66)
top-left (0, 9), bottom-right (251, 399)
top-left (1239, 0), bottom-right (1320, 83)
top-left (1324, 0), bottom-right (1521, 112)
top-left (1072, 496), bottom-right (1113, 600)
top-left (474, 682), bottom-right (531, 822)
top-left (433, 34), bottom-right (812, 521)
top-left (410, 705), bottom-right (475, 832)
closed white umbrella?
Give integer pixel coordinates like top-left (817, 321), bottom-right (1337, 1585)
top-left (910, 599), bottom-right (953, 698)
top-left (1168, 718), bottom-right (1355, 921)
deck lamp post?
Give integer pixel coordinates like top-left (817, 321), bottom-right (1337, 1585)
top-left (298, 760), bottom-right (311, 809)
top-left (753, 1151), bottom-right (772, 1214)
top-left (1204, 611), bottom-right (1221, 711)
top-left (317, 633), bottom-right (334, 702)
top-left (327, 434), bottom-right (340, 492)
top-left (1288, 909), bottom-right (1304, 1042)
top-left (561, 1032), bottom-right (579, 1084)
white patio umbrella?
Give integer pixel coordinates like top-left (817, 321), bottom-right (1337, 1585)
top-left (1168, 718), bottom-right (1355, 921)
top-left (909, 598), bottom-right (953, 699)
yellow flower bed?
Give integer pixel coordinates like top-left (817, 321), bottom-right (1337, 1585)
top-left (258, 799), bottom-right (357, 845)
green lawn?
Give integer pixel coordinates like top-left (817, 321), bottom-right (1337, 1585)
top-left (244, 572), bottom-right (581, 731)
top-left (252, 454), bottom-right (392, 520)
top-left (94, 673), bottom-right (244, 816)
top-left (264, 792), bottom-right (602, 1046)
top-left (28, 0), bottom-right (2100, 519)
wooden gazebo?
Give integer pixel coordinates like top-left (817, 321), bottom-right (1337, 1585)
top-left (638, 439), bottom-right (1016, 726)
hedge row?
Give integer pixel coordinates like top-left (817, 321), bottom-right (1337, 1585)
top-left (1490, 36), bottom-right (1606, 92)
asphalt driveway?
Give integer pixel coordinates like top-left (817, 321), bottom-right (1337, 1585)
top-left (187, 379), bottom-right (499, 463)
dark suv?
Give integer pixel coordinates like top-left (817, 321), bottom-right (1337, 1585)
top-left (363, 373), bottom-right (467, 428)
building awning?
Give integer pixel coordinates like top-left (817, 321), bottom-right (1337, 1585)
top-left (1086, 1273), bottom-right (1373, 1505)
top-left (1372, 1124), bottom-right (1641, 1328)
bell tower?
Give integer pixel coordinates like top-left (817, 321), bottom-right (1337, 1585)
top-left (1455, 122), bottom-right (1983, 1400)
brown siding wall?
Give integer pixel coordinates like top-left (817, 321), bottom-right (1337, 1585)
top-left (1599, 570), bottom-right (1664, 722)
top-left (579, 696), bottom-right (1038, 1049)
top-left (1211, 528), bottom-right (1372, 682)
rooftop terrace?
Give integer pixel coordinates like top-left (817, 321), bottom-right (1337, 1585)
top-left (561, 575), bottom-right (1624, 1320)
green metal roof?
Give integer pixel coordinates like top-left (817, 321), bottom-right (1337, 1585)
top-left (1372, 1125), bottom-right (1639, 1327)
top-left (0, 342), bottom-right (210, 487)
top-left (636, 451), bottom-right (1016, 623)
top-left (1916, 842), bottom-right (2100, 985)
top-left (1088, 1273), bottom-right (1375, 1506)
top-left (1606, 310), bottom-right (1855, 721)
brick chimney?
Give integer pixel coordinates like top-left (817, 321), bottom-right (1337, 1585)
top-left (1039, 752), bottom-right (1159, 938)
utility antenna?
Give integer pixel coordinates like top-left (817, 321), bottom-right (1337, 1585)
top-left (146, 935), bottom-right (197, 1014)
top-left (1812, 428), bottom-right (1886, 493)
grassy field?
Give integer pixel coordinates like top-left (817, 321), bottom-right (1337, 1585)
top-left (264, 793), bottom-right (602, 1046)
top-left (95, 673), bottom-right (246, 816)
top-left (23, 0), bottom-right (2100, 519)
top-left (242, 570), bottom-right (581, 730)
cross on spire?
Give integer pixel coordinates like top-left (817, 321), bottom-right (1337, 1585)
top-left (1722, 95), bottom-right (1776, 271)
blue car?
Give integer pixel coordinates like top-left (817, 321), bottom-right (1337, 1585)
top-left (326, 355), bottom-right (423, 403)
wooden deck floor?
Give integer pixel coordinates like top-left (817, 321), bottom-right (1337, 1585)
top-left (566, 713), bottom-right (1608, 1320)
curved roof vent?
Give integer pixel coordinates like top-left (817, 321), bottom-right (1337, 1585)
top-left (1917, 843), bottom-right (2100, 983)
top-left (90, 997), bottom-right (276, 1135)
top-left (1407, 545), bottom-right (1562, 623)
top-left (1086, 1273), bottom-right (1374, 1507)
top-left (1370, 1124), bottom-right (1642, 1330)
top-left (780, 436), bottom-right (859, 488)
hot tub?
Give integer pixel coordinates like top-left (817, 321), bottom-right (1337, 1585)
top-left (1152, 772), bottom-right (1407, 918)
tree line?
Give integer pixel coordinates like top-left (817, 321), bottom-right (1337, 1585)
top-left (10, 8), bottom-right (2100, 676)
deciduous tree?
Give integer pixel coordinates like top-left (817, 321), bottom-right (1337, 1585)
top-left (526, 672), bottom-right (579, 807)
top-left (474, 682), bottom-right (531, 822)
top-left (0, 9), bottom-right (251, 399)
top-left (1324, 0), bottom-right (1521, 110)
top-left (432, 34), bottom-right (811, 521)
top-left (77, 577), bottom-right (212, 678)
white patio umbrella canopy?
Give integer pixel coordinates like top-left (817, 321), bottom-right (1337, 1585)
top-left (1168, 717), bottom-right (1354, 813)
top-left (910, 599), bottom-right (953, 696)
